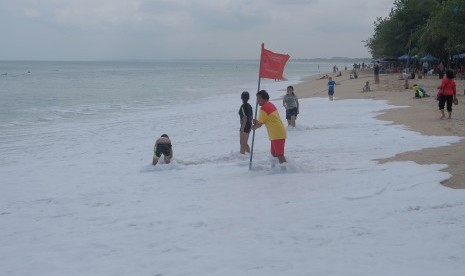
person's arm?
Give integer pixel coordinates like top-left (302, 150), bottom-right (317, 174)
top-left (252, 119), bottom-right (262, 130)
top-left (152, 143), bottom-right (158, 166)
top-left (240, 106), bottom-right (247, 132)
top-left (241, 115), bottom-right (247, 132)
top-left (253, 108), bottom-right (266, 130)
top-left (168, 148), bottom-right (173, 161)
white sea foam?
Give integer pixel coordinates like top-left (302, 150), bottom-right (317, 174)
top-left (1, 61), bottom-right (464, 275)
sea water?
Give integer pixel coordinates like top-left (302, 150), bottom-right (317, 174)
top-left (0, 60), bottom-right (331, 126)
top-left (0, 59), bottom-right (334, 168)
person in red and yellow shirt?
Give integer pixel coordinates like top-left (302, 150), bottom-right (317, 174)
top-left (253, 90), bottom-right (287, 164)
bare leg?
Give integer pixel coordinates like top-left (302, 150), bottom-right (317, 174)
top-left (277, 155), bottom-right (287, 164)
top-left (152, 158), bottom-right (159, 166)
top-left (240, 132), bottom-right (250, 154)
top-left (290, 116), bottom-right (296, 127)
top-left (440, 109), bottom-right (446, 119)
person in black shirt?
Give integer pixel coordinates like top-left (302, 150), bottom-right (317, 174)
top-left (239, 91), bottom-right (253, 154)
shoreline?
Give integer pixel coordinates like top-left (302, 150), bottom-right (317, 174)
top-left (294, 69), bottom-right (465, 189)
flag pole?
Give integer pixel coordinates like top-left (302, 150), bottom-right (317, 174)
top-left (249, 43), bottom-right (264, 171)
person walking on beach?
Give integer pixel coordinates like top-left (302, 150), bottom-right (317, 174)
top-left (152, 134), bottom-right (173, 166)
top-left (239, 91), bottom-right (253, 154)
top-left (437, 70), bottom-right (457, 120)
top-left (328, 77), bottom-right (336, 101)
top-left (374, 61), bottom-right (380, 84)
top-left (253, 90), bottom-right (287, 164)
top-left (282, 85), bottom-right (299, 127)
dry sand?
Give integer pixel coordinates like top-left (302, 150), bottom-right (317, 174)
top-left (294, 69), bottom-right (465, 189)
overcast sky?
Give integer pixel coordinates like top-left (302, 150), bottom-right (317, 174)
top-left (0, 0), bottom-right (394, 61)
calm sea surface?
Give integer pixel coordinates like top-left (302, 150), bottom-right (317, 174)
top-left (0, 60), bottom-right (339, 128)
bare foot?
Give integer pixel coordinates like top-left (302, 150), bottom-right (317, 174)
top-left (440, 116), bottom-right (446, 120)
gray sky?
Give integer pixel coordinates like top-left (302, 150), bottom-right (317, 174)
top-left (0, 0), bottom-right (394, 60)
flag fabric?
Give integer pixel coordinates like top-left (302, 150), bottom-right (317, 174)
top-left (259, 43), bottom-right (290, 80)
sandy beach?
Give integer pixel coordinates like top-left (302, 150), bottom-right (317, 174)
top-left (295, 69), bottom-right (465, 189)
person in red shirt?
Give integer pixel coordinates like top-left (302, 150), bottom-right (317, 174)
top-left (437, 70), bottom-right (458, 119)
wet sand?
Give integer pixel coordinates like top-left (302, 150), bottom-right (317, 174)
top-left (294, 69), bottom-right (465, 189)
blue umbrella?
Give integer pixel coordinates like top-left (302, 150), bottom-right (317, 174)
top-left (420, 54), bottom-right (438, 62)
top-left (398, 54), bottom-right (410, 60)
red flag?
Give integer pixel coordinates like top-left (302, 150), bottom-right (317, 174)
top-left (259, 43), bottom-right (290, 80)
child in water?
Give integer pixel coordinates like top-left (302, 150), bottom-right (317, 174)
top-left (328, 77), bottom-right (336, 101)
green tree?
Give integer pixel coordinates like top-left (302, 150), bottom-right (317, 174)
top-left (416, 0), bottom-right (465, 59)
top-left (366, 0), bottom-right (440, 58)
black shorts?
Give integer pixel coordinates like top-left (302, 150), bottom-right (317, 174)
top-left (154, 143), bottom-right (172, 159)
top-left (241, 122), bottom-right (252, 134)
top-left (286, 107), bottom-right (298, 120)
top-left (438, 95), bottom-right (454, 112)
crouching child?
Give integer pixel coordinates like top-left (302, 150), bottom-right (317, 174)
top-left (153, 134), bottom-right (173, 166)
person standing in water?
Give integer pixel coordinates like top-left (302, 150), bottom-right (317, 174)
top-left (253, 90), bottom-right (287, 164)
top-left (282, 85), bottom-right (299, 127)
top-left (328, 77), bottom-right (336, 101)
top-left (239, 91), bottom-right (253, 154)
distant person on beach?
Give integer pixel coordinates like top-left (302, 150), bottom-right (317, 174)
top-left (328, 77), bottom-right (336, 101)
top-left (253, 90), bottom-right (287, 164)
top-left (239, 91), bottom-right (253, 154)
top-left (350, 70), bottom-right (358, 79)
top-left (152, 134), bottom-right (173, 166)
top-left (318, 74), bottom-right (329, 80)
top-left (437, 70), bottom-right (457, 119)
top-left (374, 61), bottom-right (380, 84)
top-left (422, 61), bottom-right (429, 78)
top-left (362, 81), bottom-right (370, 92)
top-left (404, 79), bottom-right (409, 89)
top-left (282, 85), bottom-right (299, 127)
top-left (438, 61), bottom-right (445, 79)
top-left (401, 71), bottom-right (409, 80)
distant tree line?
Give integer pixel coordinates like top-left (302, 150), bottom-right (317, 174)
top-left (365, 0), bottom-right (465, 60)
